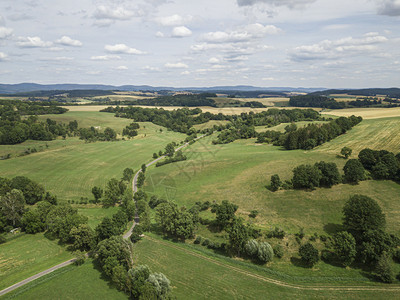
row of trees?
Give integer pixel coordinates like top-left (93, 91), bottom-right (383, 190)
top-left (280, 116), bottom-right (362, 150)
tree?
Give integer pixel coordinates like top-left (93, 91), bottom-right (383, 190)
top-left (270, 174), bottom-right (281, 192)
top-left (104, 127), bottom-right (117, 141)
top-left (70, 224), bottom-right (96, 251)
top-left (358, 229), bottom-right (395, 264)
top-left (0, 189), bottom-right (25, 226)
top-left (292, 164), bottom-right (321, 189)
top-left (130, 224), bottom-right (144, 243)
top-left (95, 216), bottom-right (119, 241)
top-left (103, 178), bottom-right (123, 207)
top-left (314, 161), bottom-right (341, 187)
top-left (341, 147), bottom-right (352, 159)
top-left (343, 159), bottom-right (365, 183)
top-left (91, 186), bottom-right (103, 203)
top-left (165, 143), bottom-right (175, 156)
top-left (153, 153), bottom-right (158, 159)
top-left (257, 242), bottom-right (274, 263)
top-left (332, 231), bottom-right (356, 266)
top-left (358, 148), bottom-right (378, 170)
top-left (127, 265), bottom-right (151, 299)
top-left (155, 202), bottom-right (194, 240)
top-left (299, 242), bottom-right (319, 267)
top-left (211, 200), bottom-right (238, 230)
top-left (228, 218), bottom-right (249, 256)
top-left (342, 195), bottom-right (386, 235)
top-left (137, 172), bottom-right (145, 188)
top-left (146, 273), bottom-right (171, 299)
top-left (375, 252), bottom-right (395, 283)
top-left (96, 236), bottom-right (133, 275)
top-left (21, 209), bottom-right (45, 233)
top-left (10, 176), bottom-right (44, 205)
top-left (141, 164), bottom-right (147, 173)
top-left (122, 168), bottom-right (134, 182)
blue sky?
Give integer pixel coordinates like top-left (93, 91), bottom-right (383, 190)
top-left (0, 0), bottom-right (399, 88)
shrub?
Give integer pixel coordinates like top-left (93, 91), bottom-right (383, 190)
top-left (249, 210), bottom-right (258, 218)
top-left (292, 164), bottom-right (321, 189)
top-left (74, 251), bottom-right (86, 266)
top-left (273, 244), bottom-right (284, 258)
top-left (270, 174), bottom-right (281, 191)
top-left (332, 231), bottom-right (356, 266)
top-left (257, 242), bottom-right (274, 263)
top-left (267, 227), bottom-right (285, 239)
top-left (202, 238), bottom-right (210, 246)
top-left (375, 252), bottom-right (395, 283)
top-left (299, 242), bottom-right (319, 267)
top-left (194, 236), bottom-right (203, 244)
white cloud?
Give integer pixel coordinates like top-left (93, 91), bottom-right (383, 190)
top-left (142, 65), bottom-right (160, 71)
top-left (209, 57), bottom-right (220, 64)
top-left (236, 0), bottom-right (317, 9)
top-left (0, 52), bottom-right (8, 61)
top-left (16, 36), bottom-right (53, 48)
top-left (156, 31), bottom-right (165, 38)
top-left (377, 0), bottom-right (400, 16)
top-left (115, 65), bottom-right (128, 70)
top-left (105, 44), bottom-right (146, 55)
top-left (0, 16), bottom-right (4, 26)
top-left (93, 6), bottom-right (135, 21)
top-left (86, 70), bottom-right (101, 75)
top-left (290, 34), bottom-right (389, 61)
top-left (181, 71), bottom-right (190, 75)
top-left (165, 62), bottom-right (189, 68)
top-left (0, 27), bottom-right (13, 39)
top-left (171, 26), bottom-right (192, 38)
top-left (56, 36), bottom-right (82, 47)
top-left (201, 23), bottom-right (281, 43)
top-left (157, 14), bottom-right (193, 26)
top-left (91, 55), bottom-right (121, 61)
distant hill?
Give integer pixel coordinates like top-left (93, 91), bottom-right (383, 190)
top-left (311, 88), bottom-right (400, 98)
top-left (0, 83), bottom-right (325, 95)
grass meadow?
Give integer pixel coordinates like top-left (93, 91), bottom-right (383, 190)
top-left (2, 259), bottom-right (128, 300)
top-left (0, 233), bottom-right (73, 291)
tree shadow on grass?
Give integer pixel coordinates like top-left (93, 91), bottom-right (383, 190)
top-left (323, 223), bottom-right (343, 235)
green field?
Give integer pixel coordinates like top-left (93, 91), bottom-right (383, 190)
top-left (0, 112), bottom-right (185, 202)
top-left (0, 233), bottom-right (73, 291)
top-left (2, 260), bottom-right (128, 300)
top-left (144, 118), bottom-right (400, 235)
top-left (131, 235), bottom-right (400, 299)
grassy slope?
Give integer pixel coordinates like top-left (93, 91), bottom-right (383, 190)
top-left (144, 118), bottom-right (400, 235)
top-left (2, 260), bottom-right (128, 300)
top-left (132, 235), bottom-right (399, 300)
top-left (78, 206), bottom-right (120, 229)
top-left (0, 233), bottom-right (73, 291)
top-left (0, 115), bottom-right (185, 202)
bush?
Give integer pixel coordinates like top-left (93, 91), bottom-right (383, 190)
top-left (249, 210), bottom-right (258, 218)
top-left (332, 231), bottom-right (356, 266)
top-left (194, 236), bottom-right (203, 244)
top-left (299, 242), bottom-right (319, 267)
top-left (392, 248), bottom-right (400, 263)
top-left (267, 227), bottom-right (285, 239)
top-left (273, 244), bottom-right (284, 258)
top-left (270, 174), bottom-right (281, 191)
top-left (202, 238), bottom-right (210, 246)
top-left (375, 252), bottom-right (395, 283)
top-left (74, 251), bottom-right (86, 266)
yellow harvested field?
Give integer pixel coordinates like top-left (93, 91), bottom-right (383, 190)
top-left (321, 107), bottom-right (400, 119)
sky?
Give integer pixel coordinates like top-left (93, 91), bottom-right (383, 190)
top-left (0, 0), bottom-right (399, 88)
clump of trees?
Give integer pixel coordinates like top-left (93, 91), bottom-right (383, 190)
top-left (122, 122), bottom-right (140, 138)
top-left (155, 201), bottom-right (196, 240)
top-left (281, 116), bottom-right (362, 150)
top-left (78, 126), bottom-right (117, 142)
